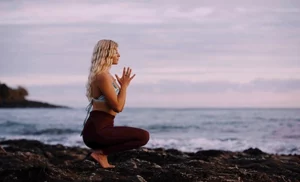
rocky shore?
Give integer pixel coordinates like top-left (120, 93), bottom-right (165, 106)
top-left (0, 139), bottom-right (299, 182)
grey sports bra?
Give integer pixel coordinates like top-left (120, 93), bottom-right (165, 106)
top-left (94, 82), bottom-right (120, 102)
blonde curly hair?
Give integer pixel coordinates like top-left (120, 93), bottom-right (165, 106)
top-left (86, 39), bottom-right (118, 101)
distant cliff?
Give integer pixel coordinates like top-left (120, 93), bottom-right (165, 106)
top-left (0, 82), bottom-right (68, 108)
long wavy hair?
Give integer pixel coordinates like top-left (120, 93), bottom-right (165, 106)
top-left (86, 39), bottom-right (118, 101)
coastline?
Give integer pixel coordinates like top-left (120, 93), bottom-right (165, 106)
top-left (0, 100), bottom-right (69, 109)
top-left (0, 139), bottom-right (299, 182)
top-left (0, 82), bottom-right (69, 109)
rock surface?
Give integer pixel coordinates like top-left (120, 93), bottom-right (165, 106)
top-left (0, 139), bottom-right (299, 182)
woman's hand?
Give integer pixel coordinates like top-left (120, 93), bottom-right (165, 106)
top-left (115, 67), bottom-right (136, 88)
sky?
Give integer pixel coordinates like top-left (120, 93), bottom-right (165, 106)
top-left (0, 0), bottom-right (300, 108)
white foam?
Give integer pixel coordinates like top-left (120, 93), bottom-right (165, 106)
top-left (2, 134), bottom-right (299, 154)
top-left (145, 137), bottom-right (300, 154)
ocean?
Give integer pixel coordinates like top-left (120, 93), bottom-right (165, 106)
top-left (0, 108), bottom-right (299, 155)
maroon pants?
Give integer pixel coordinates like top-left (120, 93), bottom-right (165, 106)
top-left (82, 110), bottom-right (150, 155)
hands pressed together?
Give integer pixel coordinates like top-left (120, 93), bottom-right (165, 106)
top-left (115, 67), bottom-right (136, 88)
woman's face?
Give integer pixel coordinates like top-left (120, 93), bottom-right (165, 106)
top-left (112, 48), bottom-right (120, 65)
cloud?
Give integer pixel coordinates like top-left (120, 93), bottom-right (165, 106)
top-left (131, 78), bottom-right (300, 94)
top-left (2, 1), bottom-right (300, 26)
top-left (236, 7), bottom-right (300, 13)
top-left (1, 0), bottom-right (300, 107)
top-left (0, 1), bottom-right (213, 25)
top-left (0, 74), bottom-right (87, 87)
top-left (1, 67), bottom-right (300, 88)
top-left (4, 74), bottom-right (300, 94)
top-left (1, 22), bottom-right (298, 78)
top-left (19, 78), bottom-right (300, 108)
top-left (125, 90), bottom-right (300, 108)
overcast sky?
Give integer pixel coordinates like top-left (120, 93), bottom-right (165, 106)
top-left (0, 0), bottom-right (300, 108)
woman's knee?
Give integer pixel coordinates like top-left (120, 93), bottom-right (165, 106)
top-left (139, 129), bottom-right (150, 146)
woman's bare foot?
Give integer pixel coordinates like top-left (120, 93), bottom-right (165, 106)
top-left (91, 151), bottom-right (115, 168)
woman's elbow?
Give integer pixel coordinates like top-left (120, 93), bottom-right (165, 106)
top-left (113, 107), bottom-right (122, 113)
top-left (111, 104), bottom-right (122, 113)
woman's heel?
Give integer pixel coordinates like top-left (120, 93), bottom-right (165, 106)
top-left (82, 152), bottom-right (99, 164)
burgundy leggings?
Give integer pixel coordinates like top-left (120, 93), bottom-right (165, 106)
top-left (82, 110), bottom-right (150, 155)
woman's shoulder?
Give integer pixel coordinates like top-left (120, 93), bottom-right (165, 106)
top-left (95, 72), bottom-right (110, 80)
top-left (95, 72), bottom-right (114, 82)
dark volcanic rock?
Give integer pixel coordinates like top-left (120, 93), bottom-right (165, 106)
top-left (0, 139), bottom-right (299, 182)
top-left (243, 147), bottom-right (266, 155)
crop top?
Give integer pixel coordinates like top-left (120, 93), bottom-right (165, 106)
top-left (94, 82), bottom-right (120, 102)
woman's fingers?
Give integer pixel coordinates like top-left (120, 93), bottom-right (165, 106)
top-left (115, 74), bottom-right (121, 83)
top-left (130, 74), bottom-right (136, 80)
top-left (123, 67), bottom-right (132, 77)
top-left (115, 67), bottom-right (135, 87)
top-left (121, 67), bottom-right (135, 82)
top-left (128, 68), bottom-right (132, 76)
top-left (122, 67), bottom-right (126, 77)
top-left (126, 67), bottom-right (130, 76)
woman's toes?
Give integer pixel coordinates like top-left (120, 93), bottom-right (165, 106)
top-left (106, 164), bottom-right (115, 168)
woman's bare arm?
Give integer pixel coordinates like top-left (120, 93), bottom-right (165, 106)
top-left (96, 73), bottom-right (127, 113)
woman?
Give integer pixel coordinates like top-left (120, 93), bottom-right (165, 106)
top-left (81, 39), bottom-right (150, 168)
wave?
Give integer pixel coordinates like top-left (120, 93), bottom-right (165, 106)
top-left (146, 137), bottom-right (300, 155)
top-left (0, 121), bottom-right (79, 135)
top-left (144, 124), bottom-right (201, 132)
top-left (283, 135), bottom-right (300, 139)
top-left (2, 134), bottom-right (299, 155)
top-left (21, 128), bottom-right (79, 135)
top-left (0, 121), bottom-right (34, 127)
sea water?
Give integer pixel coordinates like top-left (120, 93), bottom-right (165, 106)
top-left (0, 108), bottom-right (299, 154)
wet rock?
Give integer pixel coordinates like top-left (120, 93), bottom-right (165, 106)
top-left (0, 146), bottom-right (6, 153)
top-left (243, 147), bottom-right (266, 155)
top-left (136, 175), bottom-right (147, 182)
top-left (0, 139), bottom-right (299, 182)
